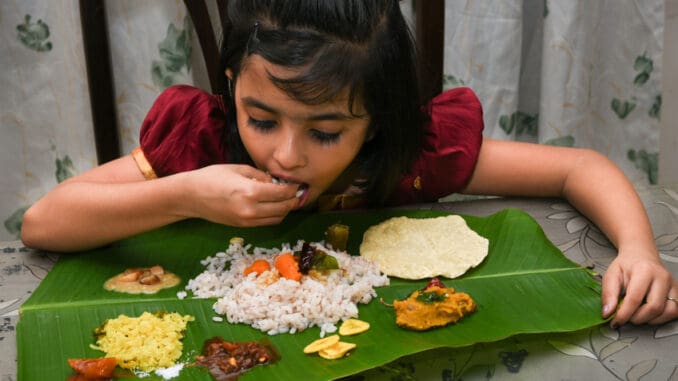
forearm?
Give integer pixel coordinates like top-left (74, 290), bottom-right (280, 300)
top-left (465, 139), bottom-right (676, 324)
top-left (560, 150), bottom-right (658, 259)
top-left (21, 175), bottom-right (190, 252)
top-left (465, 140), bottom-right (658, 258)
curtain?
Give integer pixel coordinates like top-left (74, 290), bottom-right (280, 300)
top-left (0, 0), bottom-right (665, 241)
top-left (1, 0), bottom-right (201, 241)
top-left (443, 0), bottom-right (663, 185)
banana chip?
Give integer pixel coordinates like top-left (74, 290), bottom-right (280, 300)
top-left (338, 319), bottom-right (370, 336)
top-left (303, 334), bottom-right (340, 354)
top-left (318, 341), bottom-right (357, 360)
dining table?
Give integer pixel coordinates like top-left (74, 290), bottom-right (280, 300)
top-left (2, 182), bottom-right (677, 381)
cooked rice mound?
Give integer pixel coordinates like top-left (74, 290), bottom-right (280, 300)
top-left (91, 311), bottom-right (194, 371)
top-left (186, 240), bottom-right (389, 336)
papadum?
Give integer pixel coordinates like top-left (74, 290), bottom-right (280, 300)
top-left (359, 215), bottom-right (488, 279)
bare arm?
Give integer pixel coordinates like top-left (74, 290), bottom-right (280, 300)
top-left (463, 138), bottom-right (678, 325)
top-left (21, 155), bottom-right (300, 252)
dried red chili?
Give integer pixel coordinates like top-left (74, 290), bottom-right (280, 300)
top-left (422, 277), bottom-right (446, 290)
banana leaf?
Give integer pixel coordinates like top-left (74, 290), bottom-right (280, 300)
top-left (17, 208), bottom-right (605, 380)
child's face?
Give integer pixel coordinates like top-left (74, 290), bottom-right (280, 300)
top-left (232, 55), bottom-right (372, 208)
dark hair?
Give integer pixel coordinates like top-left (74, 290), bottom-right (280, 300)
top-left (219, 0), bottom-right (424, 206)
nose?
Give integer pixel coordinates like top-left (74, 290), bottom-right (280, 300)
top-left (272, 126), bottom-right (307, 170)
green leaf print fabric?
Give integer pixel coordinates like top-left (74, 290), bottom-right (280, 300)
top-left (442, 1), bottom-right (663, 186)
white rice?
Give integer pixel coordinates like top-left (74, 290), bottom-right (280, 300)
top-left (185, 240), bottom-right (389, 336)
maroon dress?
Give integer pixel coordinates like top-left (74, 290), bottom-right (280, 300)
top-left (132, 85), bottom-right (484, 210)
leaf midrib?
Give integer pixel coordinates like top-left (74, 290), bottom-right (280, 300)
top-left (22, 266), bottom-right (590, 312)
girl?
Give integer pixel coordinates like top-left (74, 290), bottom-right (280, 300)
top-left (21, 0), bottom-right (677, 327)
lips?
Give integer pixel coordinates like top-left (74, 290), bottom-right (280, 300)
top-left (271, 176), bottom-right (310, 204)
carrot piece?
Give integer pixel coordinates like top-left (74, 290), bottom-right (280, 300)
top-left (274, 252), bottom-right (302, 281)
top-left (244, 259), bottom-right (271, 276)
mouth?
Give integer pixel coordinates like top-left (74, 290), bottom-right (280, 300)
top-left (271, 175), bottom-right (310, 205)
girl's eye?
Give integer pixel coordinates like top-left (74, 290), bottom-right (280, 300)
top-left (310, 129), bottom-right (341, 144)
top-left (247, 117), bottom-right (276, 131)
top-left (247, 116), bottom-right (341, 144)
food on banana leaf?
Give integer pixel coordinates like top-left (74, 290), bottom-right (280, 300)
top-left (67, 357), bottom-right (119, 379)
top-left (318, 341), bottom-right (357, 360)
top-left (303, 334), bottom-right (357, 360)
top-left (338, 318), bottom-right (370, 336)
top-left (103, 265), bottom-right (180, 294)
top-left (393, 278), bottom-right (476, 331)
top-left (91, 311), bottom-right (194, 372)
top-left (186, 238), bottom-right (388, 336)
top-left (360, 215), bottom-right (489, 279)
top-left (325, 223), bottom-right (349, 251)
top-left (303, 334), bottom-right (340, 354)
top-left (303, 319), bottom-right (369, 360)
top-left (194, 336), bottom-right (279, 380)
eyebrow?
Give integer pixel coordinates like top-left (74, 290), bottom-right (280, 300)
top-left (241, 96), bottom-right (360, 121)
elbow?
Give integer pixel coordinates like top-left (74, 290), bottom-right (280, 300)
top-left (561, 147), bottom-right (623, 195)
top-left (20, 204), bottom-right (45, 250)
top-left (20, 203), bottom-right (66, 252)
top-left (570, 148), bottom-right (620, 176)
top-left (21, 202), bottom-right (104, 253)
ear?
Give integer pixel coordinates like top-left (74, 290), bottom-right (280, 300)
top-left (225, 69), bottom-right (233, 80)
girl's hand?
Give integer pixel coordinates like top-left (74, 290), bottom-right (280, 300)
top-left (601, 251), bottom-right (678, 326)
top-left (181, 164), bottom-right (300, 227)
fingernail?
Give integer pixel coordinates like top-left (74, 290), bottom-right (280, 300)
top-left (602, 304), bottom-right (611, 316)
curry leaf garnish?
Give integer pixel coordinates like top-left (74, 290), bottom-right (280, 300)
top-left (416, 291), bottom-right (448, 304)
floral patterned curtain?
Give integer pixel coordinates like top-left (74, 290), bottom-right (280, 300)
top-left (1, 0), bottom-right (201, 241)
top-left (442, 0), bottom-right (663, 185)
top-left (0, 0), bottom-right (665, 241)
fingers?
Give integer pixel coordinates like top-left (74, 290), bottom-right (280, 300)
top-left (647, 296), bottom-right (678, 325)
top-left (231, 165), bottom-right (272, 183)
top-left (192, 164), bottom-right (302, 226)
top-left (647, 279), bottom-right (678, 325)
top-left (623, 277), bottom-right (669, 325)
top-left (256, 181), bottom-right (301, 203)
top-left (225, 197), bottom-right (299, 227)
top-left (610, 271), bottom-right (650, 326)
top-left (231, 165), bottom-right (301, 202)
top-left (603, 260), bottom-right (678, 327)
top-left (600, 264), bottom-right (623, 319)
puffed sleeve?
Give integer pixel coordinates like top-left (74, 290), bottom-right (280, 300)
top-left (388, 87), bottom-right (484, 205)
top-left (134, 85), bottom-right (229, 178)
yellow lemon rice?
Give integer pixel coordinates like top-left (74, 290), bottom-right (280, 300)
top-left (91, 311), bottom-right (194, 371)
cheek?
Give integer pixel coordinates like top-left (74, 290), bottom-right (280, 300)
top-left (237, 122), bottom-right (267, 164)
top-left (311, 140), bottom-right (363, 180)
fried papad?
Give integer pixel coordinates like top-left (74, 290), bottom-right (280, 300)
top-left (359, 215), bottom-right (488, 279)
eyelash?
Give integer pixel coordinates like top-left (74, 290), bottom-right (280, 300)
top-left (247, 117), bottom-right (275, 130)
top-left (247, 117), bottom-right (342, 145)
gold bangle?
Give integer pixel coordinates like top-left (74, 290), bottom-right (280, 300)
top-left (132, 147), bottom-right (158, 180)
